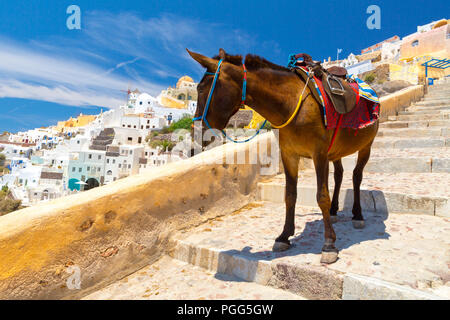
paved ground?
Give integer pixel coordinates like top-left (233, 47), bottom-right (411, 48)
top-left (83, 255), bottom-right (305, 300)
top-left (171, 201), bottom-right (450, 298)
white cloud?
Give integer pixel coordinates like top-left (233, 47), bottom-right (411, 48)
top-left (0, 79), bottom-right (123, 108)
top-left (0, 11), bottom-right (280, 109)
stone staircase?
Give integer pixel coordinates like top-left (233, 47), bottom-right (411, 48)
top-left (259, 79), bottom-right (450, 217)
top-left (84, 79), bottom-right (450, 300)
top-left (89, 128), bottom-right (115, 151)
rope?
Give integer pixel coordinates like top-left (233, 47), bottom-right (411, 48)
top-left (271, 76), bottom-right (310, 129)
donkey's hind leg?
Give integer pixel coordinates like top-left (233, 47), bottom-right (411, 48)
top-left (352, 144), bottom-right (372, 229)
top-left (330, 159), bottom-right (343, 223)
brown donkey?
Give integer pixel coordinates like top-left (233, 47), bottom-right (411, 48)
top-left (188, 48), bottom-right (379, 264)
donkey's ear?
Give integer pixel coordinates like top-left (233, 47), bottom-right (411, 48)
top-left (186, 49), bottom-right (217, 71)
top-left (219, 48), bottom-right (226, 60)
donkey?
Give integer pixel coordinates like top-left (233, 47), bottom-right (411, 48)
top-left (188, 48), bottom-right (378, 264)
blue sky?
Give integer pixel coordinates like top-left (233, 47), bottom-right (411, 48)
top-left (0, 0), bottom-right (447, 133)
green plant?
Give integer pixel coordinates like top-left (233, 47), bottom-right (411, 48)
top-left (0, 186), bottom-right (22, 216)
top-left (168, 116), bottom-right (193, 132)
top-left (150, 140), bottom-right (175, 152)
top-left (262, 122), bottom-right (272, 130)
top-left (364, 73), bottom-right (376, 84)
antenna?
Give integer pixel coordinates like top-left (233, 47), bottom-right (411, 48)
top-left (120, 82), bottom-right (132, 104)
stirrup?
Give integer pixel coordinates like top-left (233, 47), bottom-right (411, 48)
top-left (327, 75), bottom-right (345, 96)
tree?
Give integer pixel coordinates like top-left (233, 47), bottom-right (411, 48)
top-left (364, 73), bottom-right (376, 84)
top-left (0, 187), bottom-right (22, 216)
top-left (168, 115), bottom-right (193, 132)
top-left (0, 153), bottom-right (5, 167)
top-left (150, 139), bottom-right (175, 152)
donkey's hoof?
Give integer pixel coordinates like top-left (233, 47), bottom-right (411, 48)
top-left (320, 251), bottom-right (338, 264)
top-left (330, 215), bottom-right (338, 224)
top-left (352, 220), bottom-right (365, 229)
top-left (272, 241), bottom-right (290, 252)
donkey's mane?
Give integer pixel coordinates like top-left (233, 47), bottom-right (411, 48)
top-left (244, 54), bottom-right (290, 72)
top-left (212, 53), bottom-right (243, 66)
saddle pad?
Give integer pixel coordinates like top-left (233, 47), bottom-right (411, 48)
top-left (324, 82), bottom-right (380, 130)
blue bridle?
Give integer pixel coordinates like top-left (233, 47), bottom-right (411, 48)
top-left (193, 59), bottom-right (267, 143)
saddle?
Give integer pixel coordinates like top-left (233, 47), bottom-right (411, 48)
top-left (292, 53), bottom-right (357, 114)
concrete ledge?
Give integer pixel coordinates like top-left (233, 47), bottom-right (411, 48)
top-left (170, 239), bottom-right (443, 300)
top-left (257, 182), bottom-right (449, 216)
top-left (170, 240), bottom-right (343, 300)
top-left (343, 274), bottom-right (443, 300)
top-left (379, 85), bottom-right (425, 122)
top-left (0, 133), bottom-right (279, 299)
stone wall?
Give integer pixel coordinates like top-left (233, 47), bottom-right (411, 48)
top-left (0, 133), bottom-right (279, 299)
top-left (379, 85), bottom-right (425, 121)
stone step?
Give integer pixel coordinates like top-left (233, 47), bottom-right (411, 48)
top-left (333, 148), bottom-right (450, 173)
top-left (372, 136), bottom-right (448, 148)
top-left (169, 202), bottom-right (449, 300)
top-left (428, 87), bottom-right (450, 92)
top-left (379, 120), bottom-right (450, 129)
top-left (422, 96), bottom-right (449, 101)
top-left (415, 100), bottom-right (450, 107)
top-left (398, 110), bottom-right (446, 116)
top-left (377, 127), bottom-right (449, 137)
top-left (389, 114), bottom-right (449, 121)
top-left (82, 255), bottom-right (304, 300)
top-left (406, 106), bottom-right (450, 112)
top-left (258, 172), bottom-right (450, 216)
top-left (302, 148), bottom-right (449, 173)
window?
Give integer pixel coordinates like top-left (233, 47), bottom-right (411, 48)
top-left (77, 140), bottom-right (80, 144)
top-left (88, 154), bottom-right (92, 159)
top-left (113, 159), bottom-right (116, 164)
top-left (119, 164), bottom-right (121, 168)
top-left (146, 125), bottom-right (150, 129)
top-left (122, 124), bottom-right (125, 127)
top-left (128, 125), bottom-right (131, 128)
top-left (128, 164), bottom-right (131, 169)
top-left (98, 167), bottom-right (101, 172)
top-left (128, 137), bottom-right (132, 142)
top-left (87, 166), bottom-right (90, 171)
top-left (411, 40), bottom-right (419, 47)
top-left (130, 150), bottom-right (133, 154)
top-left (141, 125), bottom-right (143, 129)
top-left (72, 167), bottom-right (75, 172)
top-left (107, 159), bottom-right (109, 164)
top-left (98, 155), bottom-right (101, 160)
top-left (139, 101), bottom-right (142, 105)
top-left (79, 167), bottom-right (82, 172)
top-left (133, 125), bottom-right (136, 128)
top-left (107, 170), bottom-right (112, 175)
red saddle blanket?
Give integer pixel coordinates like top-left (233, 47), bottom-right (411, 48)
top-left (314, 77), bottom-right (380, 130)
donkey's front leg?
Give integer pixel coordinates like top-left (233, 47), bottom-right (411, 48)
top-left (313, 153), bottom-right (339, 264)
top-left (273, 151), bottom-right (300, 252)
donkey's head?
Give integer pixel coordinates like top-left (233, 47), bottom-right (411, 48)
top-left (187, 48), bottom-right (244, 130)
